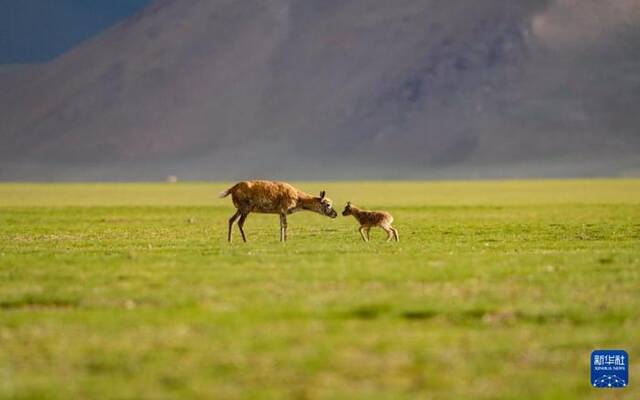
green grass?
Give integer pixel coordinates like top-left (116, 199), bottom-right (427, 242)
top-left (0, 180), bottom-right (638, 399)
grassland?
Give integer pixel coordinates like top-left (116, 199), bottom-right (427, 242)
top-left (0, 180), bottom-right (639, 399)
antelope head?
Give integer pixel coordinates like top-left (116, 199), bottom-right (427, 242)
top-left (342, 201), bottom-right (353, 216)
top-left (313, 190), bottom-right (338, 218)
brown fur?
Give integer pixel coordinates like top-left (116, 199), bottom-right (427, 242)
top-left (342, 202), bottom-right (399, 242)
top-left (220, 180), bottom-right (337, 242)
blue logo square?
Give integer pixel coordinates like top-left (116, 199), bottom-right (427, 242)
top-left (591, 350), bottom-right (628, 388)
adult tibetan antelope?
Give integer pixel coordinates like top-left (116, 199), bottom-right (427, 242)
top-left (220, 180), bottom-right (338, 242)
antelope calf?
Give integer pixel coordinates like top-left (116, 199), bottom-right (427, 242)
top-left (342, 202), bottom-right (399, 242)
top-left (220, 180), bottom-right (338, 242)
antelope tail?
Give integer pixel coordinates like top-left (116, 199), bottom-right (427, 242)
top-left (219, 183), bottom-right (239, 198)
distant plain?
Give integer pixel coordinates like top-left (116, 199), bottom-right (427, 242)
top-left (0, 180), bottom-right (638, 399)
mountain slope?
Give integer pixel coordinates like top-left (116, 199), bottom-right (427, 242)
top-left (1, 0), bottom-right (638, 180)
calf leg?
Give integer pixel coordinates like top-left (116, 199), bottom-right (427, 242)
top-left (382, 225), bottom-right (394, 242)
top-left (380, 225), bottom-right (397, 242)
top-left (359, 226), bottom-right (368, 242)
top-left (238, 212), bottom-right (249, 242)
top-left (391, 226), bottom-right (399, 242)
top-left (365, 227), bottom-right (371, 241)
top-left (228, 210), bottom-right (241, 242)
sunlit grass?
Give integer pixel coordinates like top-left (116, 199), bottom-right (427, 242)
top-left (0, 180), bottom-right (639, 399)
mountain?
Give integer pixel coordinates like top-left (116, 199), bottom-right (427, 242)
top-left (1, 0), bottom-right (639, 180)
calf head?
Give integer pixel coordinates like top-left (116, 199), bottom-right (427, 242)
top-left (342, 201), bottom-right (353, 216)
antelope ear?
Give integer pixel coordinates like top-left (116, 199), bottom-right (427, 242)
top-left (347, 201), bottom-right (351, 206)
top-left (320, 190), bottom-right (326, 199)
